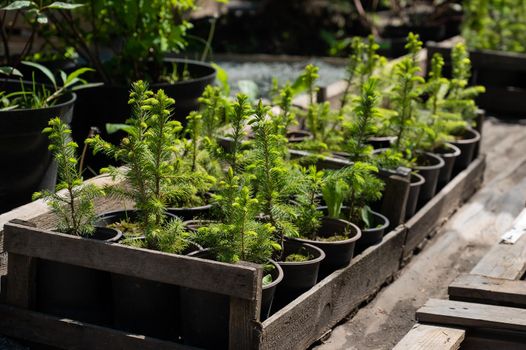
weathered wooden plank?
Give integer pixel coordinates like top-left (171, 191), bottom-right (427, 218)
top-left (3, 223), bottom-right (259, 300)
top-left (449, 274), bottom-right (526, 308)
top-left (416, 299), bottom-right (526, 333)
top-left (393, 324), bottom-right (465, 350)
top-left (403, 155), bottom-right (485, 259)
top-left (471, 234), bottom-right (526, 281)
top-left (229, 262), bottom-right (263, 350)
top-left (5, 253), bottom-right (36, 308)
top-left (259, 225), bottom-right (406, 350)
top-left (0, 303), bottom-right (197, 350)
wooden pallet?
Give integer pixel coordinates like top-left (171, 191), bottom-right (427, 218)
top-left (0, 155), bottom-right (486, 350)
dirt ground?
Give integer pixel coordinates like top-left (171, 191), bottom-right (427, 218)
top-left (314, 117), bottom-right (526, 350)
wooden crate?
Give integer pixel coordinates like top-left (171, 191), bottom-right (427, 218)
top-left (0, 157), bottom-right (485, 350)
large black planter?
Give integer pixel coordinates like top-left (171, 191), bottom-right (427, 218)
top-left (434, 142), bottom-right (461, 190)
top-left (355, 211), bottom-right (390, 253)
top-left (366, 135), bottom-right (397, 149)
top-left (273, 240), bottom-right (325, 310)
top-left (180, 251), bottom-right (282, 349)
top-left (414, 152), bottom-right (445, 209)
top-left (0, 80), bottom-right (76, 213)
top-left (293, 217), bottom-right (361, 277)
top-left (450, 128), bottom-right (481, 176)
top-left (36, 227), bottom-right (121, 326)
top-left (405, 172), bottom-right (425, 221)
top-left (72, 59), bottom-right (216, 174)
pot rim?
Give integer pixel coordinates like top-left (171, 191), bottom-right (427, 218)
top-left (168, 203), bottom-right (213, 211)
top-left (434, 142), bottom-right (461, 158)
top-left (414, 151), bottom-right (445, 171)
top-left (410, 172), bottom-right (426, 187)
top-left (294, 217), bottom-right (362, 246)
top-left (0, 79), bottom-right (77, 113)
top-left (160, 57), bottom-right (217, 86)
top-left (451, 128), bottom-right (481, 145)
top-left (362, 210), bottom-right (390, 234)
top-left (278, 241), bottom-right (326, 266)
top-left (263, 259), bottom-right (284, 290)
top-left (367, 135), bottom-right (397, 141)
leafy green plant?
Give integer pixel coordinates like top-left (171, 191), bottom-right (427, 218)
top-left (0, 61), bottom-right (99, 111)
top-left (389, 33), bottom-right (424, 159)
top-left (462, 0), bottom-right (526, 53)
top-left (321, 162), bottom-right (383, 228)
top-left (196, 169), bottom-right (279, 264)
top-left (33, 117), bottom-right (102, 236)
top-left (86, 81), bottom-right (190, 252)
top-left (293, 166), bottom-right (324, 239)
top-left (248, 100), bottom-right (299, 254)
top-left (343, 78), bottom-right (380, 161)
top-left (199, 85), bottom-right (230, 140)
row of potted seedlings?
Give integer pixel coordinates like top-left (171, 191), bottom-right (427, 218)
top-left (31, 33), bottom-right (483, 349)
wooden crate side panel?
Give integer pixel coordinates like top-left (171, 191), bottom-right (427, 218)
top-left (393, 324), bottom-right (465, 350)
top-left (449, 274), bottom-right (526, 308)
top-left (3, 223), bottom-right (259, 300)
top-left (404, 155), bottom-right (485, 258)
top-left (416, 299), bottom-right (526, 333)
top-left (0, 304), bottom-right (197, 350)
top-left (259, 226), bottom-right (406, 350)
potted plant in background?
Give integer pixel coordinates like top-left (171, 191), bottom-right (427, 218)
top-left (33, 117), bottom-right (122, 326)
top-left (0, 60), bottom-right (96, 213)
top-left (42, 0), bottom-right (219, 173)
top-left (88, 81), bottom-right (200, 340)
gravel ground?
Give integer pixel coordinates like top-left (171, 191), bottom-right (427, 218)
top-left (217, 59), bottom-right (346, 98)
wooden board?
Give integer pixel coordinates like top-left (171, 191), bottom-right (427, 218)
top-left (403, 155), bottom-right (486, 260)
top-left (0, 303), bottom-right (197, 350)
top-left (259, 225), bottom-right (407, 350)
top-left (3, 223), bottom-right (259, 301)
top-left (416, 299), bottom-right (526, 333)
top-left (449, 274), bottom-right (526, 308)
top-left (470, 231), bottom-right (526, 280)
top-left (392, 324), bottom-right (465, 350)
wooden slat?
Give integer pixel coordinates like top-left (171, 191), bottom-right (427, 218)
top-left (393, 324), bottom-right (465, 350)
top-left (229, 263), bottom-right (263, 350)
top-left (471, 233), bottom-right (526, 281)
top-left (259, 225), bottom-right (406, 350)
top-left (3, 223), bottom-right (258, 300)
top-left (5, 253), bottom-right (35, 308)
top-left (403, 155), bottom-right (485, 259)
top-left (0, 303), bottom-right (197, 350)
top-left (449, 274), bottom-right (526, 307)
top-left (416, 299), bottom-right (526, 333)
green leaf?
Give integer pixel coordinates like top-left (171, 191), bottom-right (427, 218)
top-left (106, 123), bottom-right (133, 135)
top-left (36, 12), bottom-right (48, 24)
top-left (360, 205), bottom-right (374, 228)
top-left (237, 80), bottom-right (258, 101)
top-left (211, 63), bottom-right (230, 95)
top-left (21, 61), bottom-right (56, 89)
top-left (45, 2), bottom-right (85, 10)
top-left (70, 82), bottom-right (103, 91)
top-left (0, 66), bottom-right (23, 77)
top-left (262, 274), bottom-right (273, 286)
top-left (65, 67), bottom-right (94, 86)
top-left (2, 1), bottom-right (35, 10)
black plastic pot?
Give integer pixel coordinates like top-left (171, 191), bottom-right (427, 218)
top-left (473, 109), bottom-right (485, 157)
top-left (405, 173), bottom-right (425, 221)
top-left (72, 59), bottom-right (216, 174)
top-left (434, 142), bottom-right (461, 190)
top-left (293, 217), bottom-right (361, 276)
top-left (36, 227), bottom-right (121, 325)
top-left (273, 240), bottom-right (325, 310)
top-left (450, 128), bottom-right (481, 176)
top-left (94, 208), bottom-right (178, 228)
top-left (286, 130), bottom-right (313, 143)
top-left (180, 251), bottom-right (281, 349)
top-left (167, 204), bottom-right (213, 221)
top-left (414, 152), bottom-right (445, 209)
top-left (355, 211), bottom-right (390, 253)
top-left (0, 80), bottom-right (76, 213)
top-left (366, 135), bottom-right (397, 149)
